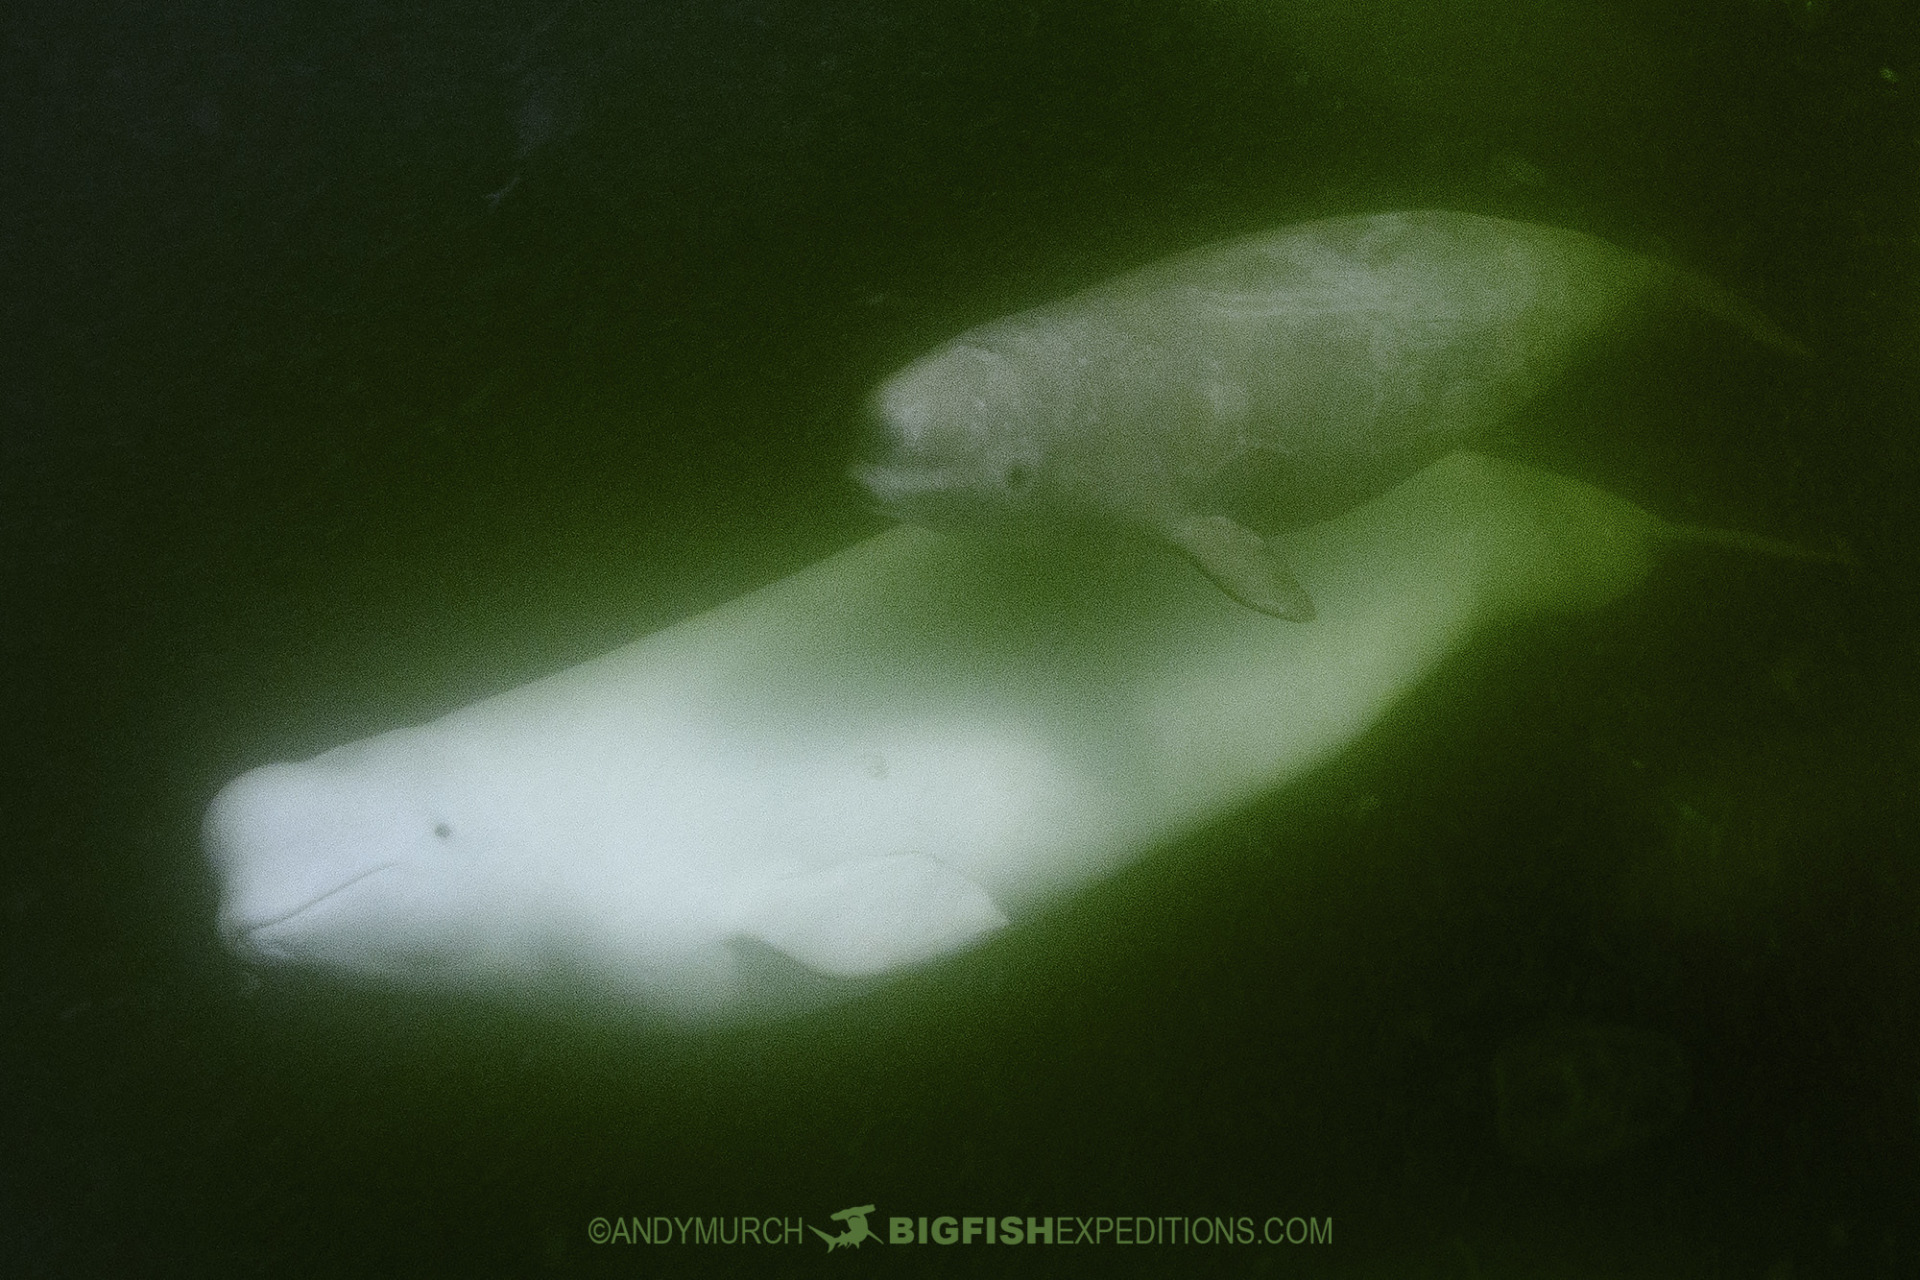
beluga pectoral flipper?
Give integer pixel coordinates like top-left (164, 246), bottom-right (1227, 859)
top-left (854, 209), bottom-right (1804, 619)
top-left (1159, 511), bottom-right (1316, 621)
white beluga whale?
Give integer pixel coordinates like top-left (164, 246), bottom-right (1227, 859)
top-left (204, 451), bottom-right (1827, 1023)
top-left (855, 209), bottom-right (1804, 620)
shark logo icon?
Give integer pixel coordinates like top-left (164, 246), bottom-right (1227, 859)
top-left (811, 1204), bottom-right (881, 1251)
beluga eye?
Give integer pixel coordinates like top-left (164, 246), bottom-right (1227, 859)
top-left (1003, 463), bottom-right (1033, 494)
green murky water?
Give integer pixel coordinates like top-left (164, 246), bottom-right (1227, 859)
top-left (5, 1), bottom-right (1918, 1274)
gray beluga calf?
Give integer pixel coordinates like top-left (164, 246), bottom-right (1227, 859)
top-left (855, 209), bottom-right (1801, 619)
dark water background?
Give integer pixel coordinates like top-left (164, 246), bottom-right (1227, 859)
top-left (5, 0), bottom-right (1920, 1274)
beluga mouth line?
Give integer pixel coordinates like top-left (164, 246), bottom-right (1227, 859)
top-left (224, 860), bottom-right (404, 942)
top-left (853, 208), bottom-right (1806, 620)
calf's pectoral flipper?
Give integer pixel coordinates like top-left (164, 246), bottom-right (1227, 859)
top-left (1160, 512), bottom-right (1317, 622)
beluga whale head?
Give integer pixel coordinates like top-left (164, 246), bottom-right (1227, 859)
top-left (203, 752), bottom-right (548, 986)
top-left (852, 341), bottom-right (1052, 535)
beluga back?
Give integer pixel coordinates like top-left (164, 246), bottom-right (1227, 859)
top-left (855, 209), bottom-right (1801, 620)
